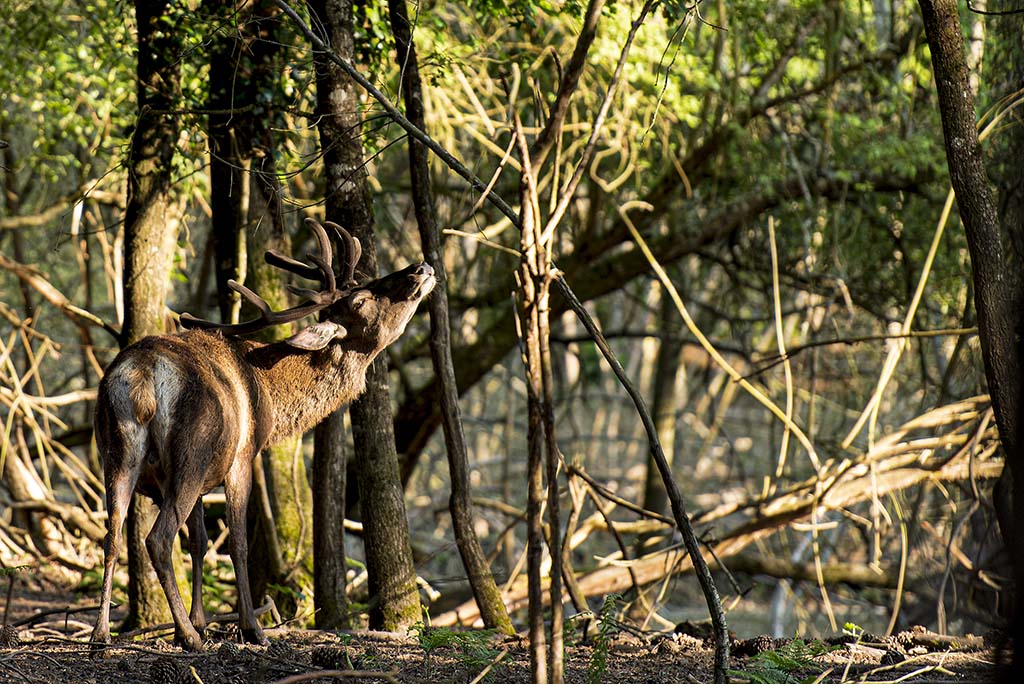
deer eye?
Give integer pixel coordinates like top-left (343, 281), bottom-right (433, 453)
top-left (349, 290), bottom-right (371, 310)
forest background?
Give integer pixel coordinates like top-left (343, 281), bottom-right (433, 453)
top-left (1, 0), bottom-right (1021, 667)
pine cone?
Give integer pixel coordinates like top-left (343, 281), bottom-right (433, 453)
top-left (218, 640), bottom-right (240, 658)
top-left (310, 645), bottom-right (349, 669)
top-left (148, 658), bottom-right (184, 684)
top-left (265, 638), bottom-right (295, 661)
top-left (734, 634), bottom-right (779, 657)
top-left (0, 624), bottom-right (21, 649)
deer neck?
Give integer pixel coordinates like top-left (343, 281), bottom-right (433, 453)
top-left (246, 340), bottom-right (376, 446)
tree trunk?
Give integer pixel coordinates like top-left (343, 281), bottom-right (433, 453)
top-left (641, 288), bottom-right (685, 519)
top-left (207, 0), bottom-right (247, 324)
top-left (307, 0), bottom-right (362, 630)
top-left (313, 409), bottom-right (349, 628)
top-left (308, 0), bottom-right (420, 631)
top-left (986, 0), bottom-right (1024, 674)
top-left (205, 0), bottom-right (315, 618)
top-left (121, 0), bottom-right (185, 631)
top-left (385, 0), bottom-right (514, 636)
top-left (917, 0), bottom-right (1024, 678)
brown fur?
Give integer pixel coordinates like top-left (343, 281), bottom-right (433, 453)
top-left (91, 261), bottom-right (435, 651)
top-left (125, 364), bottom-right (156, 424)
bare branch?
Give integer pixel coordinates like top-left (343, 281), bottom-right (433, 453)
top-left (0, 252), bottom-right (119, 339)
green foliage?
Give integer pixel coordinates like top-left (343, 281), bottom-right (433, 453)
top-left (729, 638), bottom-right (839, 684)
top-left (410, 623), bottom-right (503, 677)
top-left (198, 559), bottom-right (240, 614)
top-left (0, 566), bottom-right (32, 578)
top-left (587, 593), bottom-right (622, 684)
top-left (354, 0), bottom-right (391, 71)
top-left (468, 0), bottom-right (581, 28)
top-left (1, 0), bottom-right (135, 192)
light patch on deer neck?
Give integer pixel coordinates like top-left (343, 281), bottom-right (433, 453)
top-left (251, 342), bottom-right (375, 446)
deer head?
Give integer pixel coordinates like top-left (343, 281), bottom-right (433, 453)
top-left (92, 219), bottom-right (433, 651)
top-left (181, 217), bottom-right (433, 348)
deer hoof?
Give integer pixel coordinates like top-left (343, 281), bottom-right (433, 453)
top-left (190, 611), bottom-right (207, 635)
top-left (90, 627), bottom-right (111, 653)
top-left (241, 627), bottom-right (268, 646)
top-left (174, 628), bottom-right (205, 652)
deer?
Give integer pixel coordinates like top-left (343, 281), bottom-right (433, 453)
top-left (91, 218), bottom-right (435, 651)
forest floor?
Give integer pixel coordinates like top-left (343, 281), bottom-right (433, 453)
top-left (0, 582), bottom-right (1005, 684)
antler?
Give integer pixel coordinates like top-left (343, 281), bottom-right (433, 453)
top-left (180, 219), bottom-right (362, 336)
top-left (325, 220), bottom-right (362, 286)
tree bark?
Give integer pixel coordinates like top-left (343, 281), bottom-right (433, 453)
top-left (641, 288), bottom-right (685, 519)
top-left (205, 0), bottom-right (315, 617)
top-left (986, 1), bottom-right (1024, 594)
top-left (308, 0), bottom-right (421, 631)
top-left (385, 0), bottom-right (513, 636)
top-left (313, 409), bottom-right (349, 628)
top-left (121, 0), bottom-right (185, 631)
top-left (917, 0), bottom-right (1024, 678)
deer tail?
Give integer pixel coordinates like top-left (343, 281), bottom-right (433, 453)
top-left (102, 361), bottom-right (157, 426)
top-left (126, 364), bottom-right (157, 425)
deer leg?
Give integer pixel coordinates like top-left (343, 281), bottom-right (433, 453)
top-left (224, 458), bottom-right (266, 646)
top-left (186, 497), bottom-right (207, 636)
top-left (146, 485), bottom-right (205, 652)
top-left (92, 473), bottom-right (136, 646)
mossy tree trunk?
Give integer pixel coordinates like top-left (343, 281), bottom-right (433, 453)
top-left (308, 0), bottom-right (421, 631)
top-left (385, 0), bottom-right (514, 636)
top-left (205, 0), bottom-right (315, 619)
top-left (121, 0), bottom-right (185, 632)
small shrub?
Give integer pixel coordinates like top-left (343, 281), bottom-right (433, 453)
top-left (587, 593), bottom-right (623, 684)
top-left (729, 638), bottom-right (839, 684)
top-left (410, 623), bottom-right (502, 679)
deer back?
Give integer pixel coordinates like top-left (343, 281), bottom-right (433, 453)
top-left (96, 331), bottom-right (273, 501)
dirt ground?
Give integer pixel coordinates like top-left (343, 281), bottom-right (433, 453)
top-left (0, 582), bottom-right (1005, 684)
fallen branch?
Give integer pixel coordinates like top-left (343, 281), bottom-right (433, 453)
top-left (718, 553), bottom-right (915, 589)
top-left (432, 399), bottom-right (1000, 625)
top-left (112, 599), bottom-right (276, 641)
top-left (7, 500), bottom-right (106, 543)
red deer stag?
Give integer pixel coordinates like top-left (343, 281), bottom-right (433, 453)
top-left (91, 219), bottom-right (434, 650)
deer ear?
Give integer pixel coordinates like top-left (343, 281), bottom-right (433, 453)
top-left (285, 322), bottom-right (348, 350)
